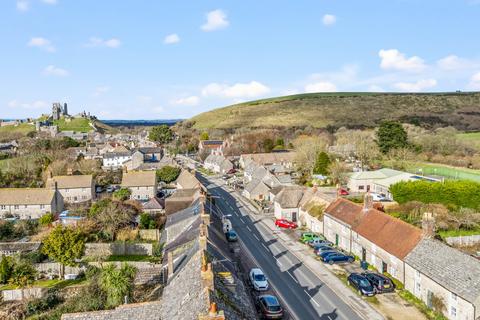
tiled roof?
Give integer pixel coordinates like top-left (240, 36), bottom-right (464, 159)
top-left (46, 175), bottom-right (93, 189)
top-left (241, 151), bottom-right (297, 166)
top-left (353, 209), bottom-right (422, 260)
top-left (0, 188), bottom-right (56, 205)
top-left (121, 171), bottom-right (157, 187)
top-left (324, 198), bottom-right (364, 227)
top-left (142, 197), bottom-right (164, 210)
top-left (405, 238), bottom-right (480, 303)
top-left (200, 140), bottom-right (224, 146)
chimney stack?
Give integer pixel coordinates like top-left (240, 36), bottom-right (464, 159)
top-left (363, 192), bottom-right (373, 212)
top-left (422, 212), bottom-right (436, 238)
top-left (167, 251), bottom-right (174, 279)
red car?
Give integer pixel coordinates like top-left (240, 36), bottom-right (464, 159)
top-left (339, 188), bottom-right (349, 196)
top-left (275, 219), bottom-right (298, 229)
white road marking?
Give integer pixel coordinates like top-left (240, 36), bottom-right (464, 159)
top-left (261, 243), bottom-right (269, 251)
top-left (303, 289), bottom-right (320, 307)
top-left (253, 234), bottom-right (259, 240)
top-left (275, 258), bottom-right (283, 267)
top-left (246, 226), bottom-right (252, 232)
top-left (287, 271), bottom-right (299, 283)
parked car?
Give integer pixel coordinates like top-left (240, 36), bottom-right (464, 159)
top-left (95, 186), bottom-right (104, 193)
top-left (317, 250), bottom-right (339, 259)
top-left (225, 230), bottom-right (238, 242)
top-left (106, 186), bottom-right (114, 193)
top-left (314, 245), bottom-right (336, 254)
top-left (222, 174), bottom-right (230, 180)
top-left (227, 168), bottom-right (237, 174)
top-left (308, 238), bottom-right (331, 248)
top-left (275, 219), bottom-right (298, 229)
top-left (300, 232), bottom-right (322, 243)
top-left (249, 268), bottom-right (269, 291)
top-left (255, 295), bottom-right (284, 319)
top-left (371, 192), bottom-right (387, 202)
top-left (347, 273), bottom-right (376, 296)
top-left (362, 272), bottom-right (395, 293)
top-left (322, 253), bottom-right (355, 264)
top-left (339, 188), bottom-right (349, 195)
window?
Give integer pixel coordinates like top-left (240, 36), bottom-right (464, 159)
top-left (358, 185), bottom-right (365, 190)
top-left (24, 205), bottom-right (28, 208)
top-left (415, 282), bottom-right (421, 295)
top-left (450, 306), bottom-right (456, 317)
top-left (415, 270), bottom-right (421, 278)
top-left (65, 189), bottom-right (69, 192)
top-left (0, 205), bottom-right (5, 210)
top-left (40, 205), bottom-right (45, 209)
top-left (14, 205), bottom-right (19, 209)
top-left (451, 293), bottom-right (457, 301)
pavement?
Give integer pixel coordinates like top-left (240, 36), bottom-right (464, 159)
top-left (198, 173), bottom-right (384, 320)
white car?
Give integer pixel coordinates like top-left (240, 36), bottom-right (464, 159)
top-left (249, 268), bottom-right (269, 291)
top-left (371, 193), bottom-right (387, 201)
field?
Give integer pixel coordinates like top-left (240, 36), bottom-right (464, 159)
top-left (457, 132), bottom-right (480, 148)
top-left (53, 117), bottom-right (93, 132)
top-left (0, 123), bottom-right (35, 137)
top-left (189, 92), bottom-right (480, 130)
top-left (404, 161), bottom-right (480, 183)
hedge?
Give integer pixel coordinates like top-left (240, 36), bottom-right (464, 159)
top-left (390, 180), bottom-right (480, 209)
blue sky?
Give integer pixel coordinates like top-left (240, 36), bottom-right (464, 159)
top-left (1, 0), bottom-right (480, 120)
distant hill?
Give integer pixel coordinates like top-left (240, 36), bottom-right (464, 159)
top-left (189, 92), bottom-right (480, 130)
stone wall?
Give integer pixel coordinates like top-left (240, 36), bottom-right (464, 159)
top-left (61, 301), bottom-right (162, 320)
top-left (445, 234), bottom-right (480, 246)
top-left (34, 262), bottom-right (83, 276)
top-left (2, 287), bottom-right (47, 301)
top-left (139, 229), bottom-right (160, 241)
top-left (84, 242), bottom-right (153, 257)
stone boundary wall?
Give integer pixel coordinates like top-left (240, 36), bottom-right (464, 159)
top-left (2, 287), bottom-right (47, 301)
top-left (84, 242), bottom-right (153, 257)
top-left (34, 262), bottom-right (83, 275)
top-left (139, 229), bottom-right (160, 241)
top-left (61, 300), bottom-right (162, 320)
top-left (445, 235), bottom-right (480, 246)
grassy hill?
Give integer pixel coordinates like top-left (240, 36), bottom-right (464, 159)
top-left (189, 92), bottom-right (480, 130)
top-left (53, 117), bottom-right (93, 132)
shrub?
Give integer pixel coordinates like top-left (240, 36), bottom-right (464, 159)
top-left (390, 180), bottom-right (480, 210)
top-left (39, 213), bottom-right (54, 226)
top-left (113, 188), bottom-right (131, 201)
top-left (156, 166), bottom-right (181, 183)
top-left (139, 213), bottom-right (156, 229)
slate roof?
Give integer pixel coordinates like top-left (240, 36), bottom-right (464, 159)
top-left (46, 175), bottom-right (93, 189)
top-left (240, 151), bottom-right (297, 166)
top-left (0, 188), bottom-right (56, 205)
top-left (142, 197), bottom-right (164, 210)
top-left (103, 151), bottom-right (132, 159)
top-left (176, 170), bottom-right (200, 189)
top-left (349, 168), bottom-right (406, 180)
top-left (405, 238), bottom-right (480, 304)
top-left (200, 140), bottom-right (224, 147)
top-left (121, 171), bottom-right (157, 187)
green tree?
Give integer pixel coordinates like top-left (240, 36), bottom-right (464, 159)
top-left (113, 188), bottom-right (131, 201)
top-left (90, 200), bottom-right (138, 240)
top-left (376, 121), bottom-right (409, 154)
top-left (313, 152), bottom-right (331, 175)
top-left (148, 125), bottom-right (173, 144)
top-left (42, 226), bottom-right (85, 274)
top-left (275, 138), bottom-right (285, 147)
top-left (0, 255), bottom-right (14, 284)
top-left (9, 261), bottom-right (37, 288)
top-left (263, 138), bottom-right (275, 153)
top-left (156, 165), bottom-right (181, 183)
top-left (100, 263), bottom-right (136, 307)
top-left (139, 213), bottom-right (156, 229)
top-left (39, 213), bottom-right (54, 226)
top-left (60, 137), bottom-right (81, 148)
top-left (199, 132), bottom-right (209, 140)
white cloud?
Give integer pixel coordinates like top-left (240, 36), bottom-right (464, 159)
top-left (322, 14), bottom-right (336, 26)
top-left (164, 33), bottom-right (180, 44)
top-left (85, 37), bottom-right (121, 48)
top-left (41, 0), bottom-right (57, 4)
top-left (93, 86), bottom-right (110, 97)
top-left (17, 0), bottom-right (29, 11)
top-left (201, 9), bottom-right (229, 31)
top-left (304, 81), bottom-right (337, 93)
top-left (393, 79), bottom-right (437, 92)
top-left (172, 96), bottom-right (200, 106)
top-left (9, 100), bottom-right (48, 109)
top-left (202, 81), bottom-right (270, 98)
top-left (43, 65), bottom-right (69, 77)
top-left (27, 37), bottom-right (55, 52)
top-left (379, 49), bottom-right (426, 72)
top-left (467, 72), bottom-right (480, 90)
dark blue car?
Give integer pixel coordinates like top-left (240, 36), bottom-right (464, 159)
top-left (347, 273), bottom-right (376, 296)
top-left (322, 253), bottom-right (354, 264)
top-left (226, 230), bottom-right (238, 242)
top-left (317, 250), bottom-right (338, 259)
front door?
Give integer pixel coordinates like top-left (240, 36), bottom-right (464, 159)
top-left (291, 212), bottom-right (297, 222)
top-left (335, 234), bottom-right (339, 246)
top-left (362, 248), bottom-right (366, 261)
top-left (382, 261), bottom-right (388, 273)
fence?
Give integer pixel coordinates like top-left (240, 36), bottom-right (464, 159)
top-left (445, 235), bottom-right (480, 246)
top-left (2, 287), bottom-right (47, 301)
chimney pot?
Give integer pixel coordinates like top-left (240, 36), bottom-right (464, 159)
top-left (363, 192), bottom-right (373, 212)
top-left (209, 302), bottom-right (217, 315)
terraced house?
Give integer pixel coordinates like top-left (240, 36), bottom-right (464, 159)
top-left (46, 174), bottom-right (95, 203)
top-left (121, 171), bottom-right (157, 201)
top-left (0, 188), bottom-right (64, 219)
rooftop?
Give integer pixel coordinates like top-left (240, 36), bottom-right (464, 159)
top-left (0, 188), bottom-right (57, 205)
top-left (46, 174), bottom-right (93, 189)
top-left (121, 171), bottom-right (157, 187)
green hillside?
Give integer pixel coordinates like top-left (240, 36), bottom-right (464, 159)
top-left (189, 92), bottom-right (480, 130)
top-left (53, 117), bottom-right (92, 132)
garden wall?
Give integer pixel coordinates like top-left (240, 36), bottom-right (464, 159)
top-left (2, 287), bottom-right (47, 301)
top-left (139, 229), bottom-right (161, 241)
top-left (34, 262), bottom-right (83, 275)
top-left (84, 242), bottom-right (153, 257)
top-left (445, 235), bottom-right (480, 246)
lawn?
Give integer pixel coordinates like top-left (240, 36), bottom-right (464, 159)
top-left (53, 117), bottom-right (92, 132)
top-left (0, 123), bottom-right (35, 136)
top-left (0, 279), bottom-right (85, 291)
top-left (107, 255), bottom-right (152, 262)
top-left (457, 132), bottom-right (480, 148)
top-left (437, 228), bottom-right (480, 239)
